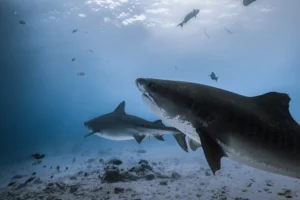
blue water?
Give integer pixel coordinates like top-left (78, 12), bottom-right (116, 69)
top-left (0, 0), bottom-right (300, 199)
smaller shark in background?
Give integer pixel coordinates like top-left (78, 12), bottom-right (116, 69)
top-left (243, 0), bottom-right (256, 6)
top-left (209, 72), bottom-right (218, 82)
top-left (177, 9), bottom-right (200, 28)
top-left (84, 101), bottom-right (189, 152)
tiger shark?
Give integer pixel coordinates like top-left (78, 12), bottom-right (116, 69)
top-left (135, 78), bottom-right (300, 179)
top-left (84, 101), bottom-right (192, 152)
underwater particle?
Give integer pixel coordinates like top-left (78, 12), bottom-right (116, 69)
top-left (12, 10), bottom-right (18, 15)
top-left (32, 153), bottom-right (45, 160)
top-left (66, 167), bottom-right (68, 171)
top-left (31, 172), bottom-right (36, 176)
top-left (43, 165), bottom-right (46, 168)
top-left (19, 20), bottom-right (26, 25)
top-left (56, 166), bottom-right (60, 172)
top-left (71, 58), bottom-right (76, 62)
top-left (174, 65), bottom-right (178, 70)
top-left (8, 181), bottom-right (16, 186)
top-left (50, 175), bottom-right (53, 178)
top-left (77, 72), bottom-right (85, 76)
top-left (209, 72), bottom-right (218, 82)
top-left (73, 157), bottom-right (76, 163)
top-left (72, 29), bottom-right (78, 33)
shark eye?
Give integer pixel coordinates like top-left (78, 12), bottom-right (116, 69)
top-left (148, 82), bottom-right (155, 88)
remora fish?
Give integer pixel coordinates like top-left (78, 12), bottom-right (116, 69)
top-left (177, 9), bottom-right (200, 28)
top-left (84, 101), bottom-right (189, 152)
top-left (135, 78), bottom-right (300, 179)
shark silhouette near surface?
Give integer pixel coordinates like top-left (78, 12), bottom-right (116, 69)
top-left (136, 78), bottom-right (300, 179)
top-left (84, 101), bottom-right (196, 152)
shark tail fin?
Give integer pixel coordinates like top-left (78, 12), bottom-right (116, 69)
top-left (177, 22), bottom-right (184, 28)
top-left (154, 135), bottom-right (165, 141)
top-left (173, 132), bottom-right (188, 152)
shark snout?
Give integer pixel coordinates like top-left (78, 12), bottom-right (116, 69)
top-left (136, 78), bottom-right (149, 93)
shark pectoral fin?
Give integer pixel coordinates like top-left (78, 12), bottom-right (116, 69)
top-left (173, 133), bottom-right (188, 153)
top-left (84, 131), bottom-right (96, 138)
top-left (154, 135), bottom-right (165, 141)
top-left (196, 128), bottom-right (226, 175)
top-left (133, 134), bottom-right (146, 144)
top-left (188, 137), bottom-right (202, 151)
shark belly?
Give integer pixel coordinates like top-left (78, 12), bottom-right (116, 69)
top-left (95, 132), bottom-right (134, 141)
top-left (217, 133), bottom-right (300, 178)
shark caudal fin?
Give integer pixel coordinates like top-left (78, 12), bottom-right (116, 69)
top-left (177, 22), bottom-right (184, 28)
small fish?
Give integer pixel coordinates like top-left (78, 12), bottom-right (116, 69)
top-left (66, 167), bottom-right (68, 171)
top-left (32, 153), bottom-right (45, 160)
top-left (99, 159), bottom-right (104, 163)
top-left (8, 181), bottom-right (16, 186)
top-left (19, 20), bottom-right (26, 25)
top-left (209, 72), bottom-right (218, 82)
top-left (224, 26), bottom-right (233, 34)
top-left (43, 165), bottom-right (47, 168)
top-left (56, 166), bottom-right (60, 172)
top-left (88, 49), bottom-right (94, 53)
top-left (32, 172), bottom-right (36, 176)
top-left (72, 29), bottom-right (78, 33)
top-left (204, 28), bottom-right (210, 38)
top-left (50, 175), bottom-right (53, 178)
top-left (25, 177), bottom-right (35, 184)
top-left (72, 157), bottom-right (76, 163)
top-left (177, 9), bottom-right (199, 28)
top-left (77, 72), bottom-right (85, 76)
top-left (71, 58), bottom-right (76, 62)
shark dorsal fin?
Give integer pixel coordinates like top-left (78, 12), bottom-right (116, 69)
top-left (153, 120), bottom-right (164, 125)
top-left (253, 92), bottom-right (295, 122)
top-left (113, 101), bottom-right (126, 114)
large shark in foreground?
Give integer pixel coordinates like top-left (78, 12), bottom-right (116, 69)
top-left (136, 78), bottom-right (300, 179)
top-left (84, 101), bottom-right (194, 152)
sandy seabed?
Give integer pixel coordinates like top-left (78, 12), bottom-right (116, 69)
top-left (0, 145), bottom-right (299, 200)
